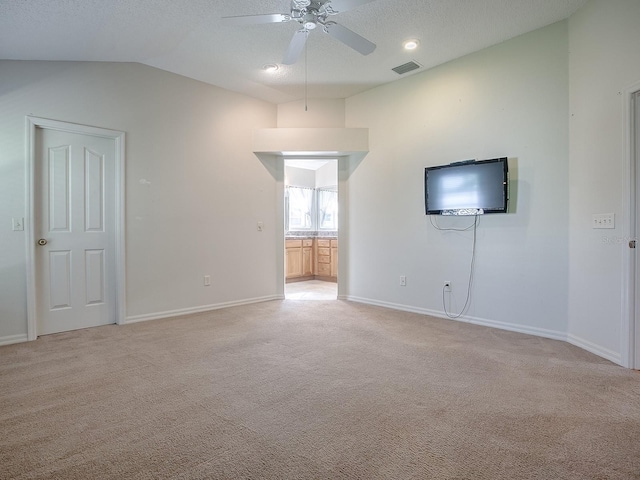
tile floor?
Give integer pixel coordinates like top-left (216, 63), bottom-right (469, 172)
top-left (285, 280), bottom-right (337, 300)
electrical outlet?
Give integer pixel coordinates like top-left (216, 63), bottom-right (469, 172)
top-left (444, 281), bottom-right (451, 291)
top-left (400, 276), bottom-right (406, 286)
top-left (204, 275), bottom-right (211, 286)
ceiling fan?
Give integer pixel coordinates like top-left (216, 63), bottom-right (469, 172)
top-left (221, 0), bottom-right (377, 65)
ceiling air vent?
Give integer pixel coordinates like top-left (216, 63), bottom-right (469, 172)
top-left (392, 61), bottom-right (421, 75)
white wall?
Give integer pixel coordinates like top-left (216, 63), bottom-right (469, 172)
top-left (567, 0), bottom-right (640, 365)
top-left (345, 22), bottom-right (570, 338)
top-left (284, 162), bottom-right (337, 189)
top-left (277, 99), bottom-right (345, 128)
top-left (315, 161), bottom-right (338, 188)
top-left (285, 166), bottom-right (315, 188)
top-left (0, 61), bottom-right (277, 340)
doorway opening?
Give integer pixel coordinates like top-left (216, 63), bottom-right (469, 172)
top-left (284, 159), bottom-right (338, 300)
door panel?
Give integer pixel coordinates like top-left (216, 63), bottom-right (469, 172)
top-left (36, 128), bottom-right (116, 335)
top-left (85, 249), bottom-right (105, 305)
top-left (85, 149), bottom-right (104, 232)
top-left (49, 145), bottom-right (71, 232)
top-left (49, 250), bottom-right (71, 309)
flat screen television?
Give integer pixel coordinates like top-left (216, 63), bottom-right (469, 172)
top-left (424, 157), bottom-right (508, 215)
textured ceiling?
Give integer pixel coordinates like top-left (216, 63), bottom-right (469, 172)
top-left (0, 0), bottom-right (587, 104)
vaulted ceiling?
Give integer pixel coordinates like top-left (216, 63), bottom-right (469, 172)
top-left (0, 0), bottom-right (587, 104)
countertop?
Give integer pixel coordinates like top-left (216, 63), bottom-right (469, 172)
top-left (285, 231), bottom-right (337, 239)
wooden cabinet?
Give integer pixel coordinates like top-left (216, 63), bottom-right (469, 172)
top-left (286, 238), bottom-right (314, 281)
top-left (285, 239), bottom-right (303, 279)
top-left (330, 239), bottom-right (338, 278)
top-left (315, 238), bottom-right (337, 280)
top-left (286, 237), bottom-right (337, 282)
top-left (315, 239), bottom-right (330, 277)
top-left (302, 239), bottom-right (313, 276)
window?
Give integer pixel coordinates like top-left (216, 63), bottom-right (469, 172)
top-left (317, 187), bottom-right (338, 230)
top-left (285, 185), bottom-right (338, 232)
top-left (286, 186), bottom-right (314, 230)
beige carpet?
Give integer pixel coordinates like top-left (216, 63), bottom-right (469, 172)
top-left (1, 300), bottom-right (639, 479)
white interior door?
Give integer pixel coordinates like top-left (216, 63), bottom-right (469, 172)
top-left (35, 128), bottom-right (116, 335)
top-left (635, 90), bottom-right (640, 368)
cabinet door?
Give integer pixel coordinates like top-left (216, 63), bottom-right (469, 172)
top-left (317, 262), bottom-right (331, 276)
top-left (286, 247), bottom-right (303, 278)
top-left (330, 245), bottom-right (338, 278)
top-left (302, 247), bottom-right (313, 276)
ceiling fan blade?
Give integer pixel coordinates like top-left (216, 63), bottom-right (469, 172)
top-left (221, 13), bottom-right (290, 26)
top-left (326, 0), bottom-right (377, 13)
top-left (282, 29), bottom-right (309, 65)
top-left (324, 22), bottom-right (376, 55)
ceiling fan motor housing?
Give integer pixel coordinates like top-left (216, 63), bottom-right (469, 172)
top-left (292, 0), bottom-right (333, 27)
top-left (303, 12), bottom-right (319, 29)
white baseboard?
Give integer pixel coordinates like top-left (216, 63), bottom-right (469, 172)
top-left (3, 294), bottom-right (624, 367)
top-left (566, 333), bottom-right (622, 365)
top-left (0, 334), bottom-right (29, 346)
top-left (345, 295), bottom-right (567, 342)
top-left (124, 294), bottom-right (283, 324)
top-left (128, 292), bottom-right (622, 365)
top-left (346, 296), bottom-right (625, 365)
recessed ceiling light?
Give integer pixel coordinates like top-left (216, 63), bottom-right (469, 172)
top-left (263, 64), bottom-right (279, 72)
top-left (403, 39), bottom-right (420, 50)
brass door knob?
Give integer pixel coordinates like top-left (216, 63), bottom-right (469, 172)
top-left (37, 238), bottom-right (48, 246)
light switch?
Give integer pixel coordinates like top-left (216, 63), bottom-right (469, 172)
top-left (12, 218), bottom-right (24, 231)
top-left (257, 221), bottom-right (264, 232)
top-left (592, 213), bottom-right (615, 229)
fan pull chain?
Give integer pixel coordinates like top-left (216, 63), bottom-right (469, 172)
top-left (304, 32), bottom-right (308, 112)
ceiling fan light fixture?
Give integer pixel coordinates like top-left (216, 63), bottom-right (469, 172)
top-left (403, 39), bottom-right (420, 50)
top-left (263, 63), bottom-right (279, 72)
top-left (302, 11), bottom-right (318, 29)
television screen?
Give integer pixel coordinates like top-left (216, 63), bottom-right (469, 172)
top-left (424, 158), bottom-right (508, 215)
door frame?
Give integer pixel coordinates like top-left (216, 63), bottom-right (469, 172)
top-left (25, 116), bottom-right (126, 340)
top-left (282, 158), bottom-right (340, 296)
top-left (623, 82), bottom-right (640, 369)
top-left (277, 155), bottom-right (351, 299)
